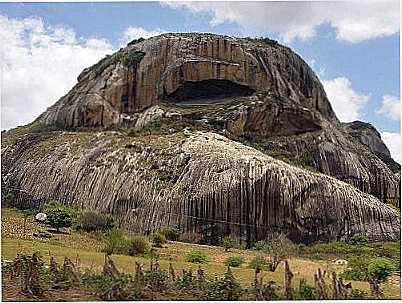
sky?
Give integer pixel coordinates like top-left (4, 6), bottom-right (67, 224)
top-left (0, 1), bottom-right (400, 162)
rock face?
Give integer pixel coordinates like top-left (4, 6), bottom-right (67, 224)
top-left (38, 33), bottom-right (336, 128)
top-left (1, 131), bottom-right (399, 245)
top-left (2, 33), bottom-right (400, 244)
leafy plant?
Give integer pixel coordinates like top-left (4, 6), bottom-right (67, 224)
top-left (128, 236), bottom-right (150, 256)
top-left (185, 249), bottom-right (209, 264)
top-left (46, 208), bottom-right (72, 232)
top-left (348, 235), bottom-right (369, 245)
top-left (224, 255), bottom-right (245, 268)
top-left (367, 257), bottom-right (395, 283)
top-left (204, 267), bottom-right (243, 300)
top-left (297, 282), bottom-right (317, 299)
top-left (150, 232), bottom-right (167, 248)
top-left (75, 210), bottom-right (114, 232)
top-left (102, 229), bottom-right (131, 255)
top-left (222, 235), bottom-right (237, 252)
top-left (159, 226), bottom-right (181, 241)
top-left (254, 240), bottom-right (271, 251)
top-left (249, 255), bottom-right (268, 271)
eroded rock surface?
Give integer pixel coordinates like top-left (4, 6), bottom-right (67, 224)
top-left (2, 131), bottom-right (400, 245)
top-left (2, 33), bottom-right (400, 244)
top-left (38, 33), bottom-right (336, 128)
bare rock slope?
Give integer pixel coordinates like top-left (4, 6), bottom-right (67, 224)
top-left (2, 33), bottom-right (400, 244)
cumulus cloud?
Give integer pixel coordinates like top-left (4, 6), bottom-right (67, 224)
top-left (376, 94), bottom-right (401, 121)
top-left (163, 1), bottom-right (400, 43)
top-left (322, 77), bottom-right (369, 122)
top-left (121, 26), bottom-right (165, 46)
top-left (381, 131), bottom-right (401, 163)
top-left (0, 15), bottom-right (114, 130)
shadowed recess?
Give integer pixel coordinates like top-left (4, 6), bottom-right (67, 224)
top-left (164, 79), bottom-right (255, 103)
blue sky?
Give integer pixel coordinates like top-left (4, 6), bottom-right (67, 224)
top-left (0, 1), bottom-right (400, 160)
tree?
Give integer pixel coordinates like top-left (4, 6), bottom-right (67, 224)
top-left (367, 258), bottom-right (395, 298)
top-left (263, 234), bottom-right (296, 272)
top-left (46, 208), bottom-right (72, 232)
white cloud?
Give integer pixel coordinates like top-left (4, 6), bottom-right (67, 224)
top-left (322, 77), bottom-right (369, 122)
top-left (376, 94), bottom-right (401, 121)
top-left (381, 132), bottom-right (401, 163)
top-left (0, 15), bottom-right (114, 130)
top-left (163, 1), bottom-right (400, 43)
top-left (121, 26), bottom-right (165, 46)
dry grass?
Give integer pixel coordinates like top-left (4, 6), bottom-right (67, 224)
top-left (1, 208), bottom-right (400, 299)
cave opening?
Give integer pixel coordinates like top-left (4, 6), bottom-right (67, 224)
top-left (164, 79), bottom-right (255, 104)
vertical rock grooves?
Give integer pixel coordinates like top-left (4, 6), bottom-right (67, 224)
top-left (2, 131), bottom-right (399, 245)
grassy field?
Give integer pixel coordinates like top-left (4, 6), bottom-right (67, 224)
top-left (1, 208), bottom-right (401, 299)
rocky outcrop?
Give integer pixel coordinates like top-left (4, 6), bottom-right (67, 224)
top-left (2, 33), bottom-right (400, 245)
top-left (1, 130), bottom-right (400, 245)
top-left (342, 121), bottom-right (401, 174)
top-left (38, 34), bottom-right (337, 128)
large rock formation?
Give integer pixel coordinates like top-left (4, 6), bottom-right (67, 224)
top-left (2, 33), bottom-right (400, 245)
top-left (38, 34), bottom-right (336, 128)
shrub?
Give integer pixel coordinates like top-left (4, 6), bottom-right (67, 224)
top-left (43, 200), bottom-right (80, 224)
top-left (249, 255), bottom-right (268, 271)
top-left (151, 232), bottom-right (167, 248)
top-left (367, 257), bottom-right (395, 283)
top-left (348, 235), bottom-right (369, 245)
top-left (204, 267), bottom-right (243, 300)
top-left (159, 226), bottom-right (181, 241)
top-left (185, 249), bottom-right (209, 264)
top-left (342, 257), bottom-right (395, 282)
top-left (128, 236), bottom-right (150, 256)
top-left (102, 229), bottom-right (131, 255)
top-left (75, 211), bottom-right (114, 232)
top-left (224, 255), bottom-right (245, 268)
top-left (297, 282), bottom-right (317, 299)
top-left (144, 268), bottom-right (169, 291)
top-left (263, 234), bottom-right (296, 271)
top-left (46, 208), bottom-right (72, 232)
top-left (254, 240), bottom-right (271, 251)
top-left (222, 235), bottom-right (237, 252)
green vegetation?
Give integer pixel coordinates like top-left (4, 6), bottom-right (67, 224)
top-left (224, 255), bottom-right (245, 268)
top-left (151, 232), bottom-right (167, 248)
top-left (102, 229), bottom-right (132, 255)
top-left (75, 210), bottom-right (114, 233)
top-left (128, 236), bottom-right (151, 256)
top-left (248, 255), bottom-right (268, 270)
top-left (159, 226), bottom-right (181, 241)
top-left (122, 51), bottom-right (146, 67)
top-left (205, 267), bottom-right (243, 300)
top-left (127, 37), bottom-right (145, 46)
top-left (46, 208), bottom-right (72, 232)
top-left (222, 235), bottom-right (237, 252)
top-left (185, 249), bottom-right (209, 264)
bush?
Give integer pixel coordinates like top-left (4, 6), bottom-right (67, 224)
top-left (254, 240), bottom-right (271, 251)
top-left (367, 257), bottom-right (395, 283)
top-left (185, 250), bottom-right (209, 264)
top-left (342, 257), bottom-right (395, 282)
top-left (249, 255), bottom-right (268, 271)
top-left (75, 211), bottom-right (114, 232)
top-left (222, 236), bottom-right (237, 252)
top-left (43, 200), bottom-right (80, 224)
top-left (128, 236), bottom-right (150, 256)
top-left (204, 268), bottom-right (243, 300)
top-left (297, 282), bottom-right (317, 299)
top-left (159, 226), bottom-right (181, 241)
top-left (144, 268), bottom-right (169, 291)
top-left (46, 208), bottom-right (72, 232)
top-left (348, 235), bottom-right (369, 245)
top-left (102, 229), bottom-right (131, 255)
top-left (151, 232), bottom-right (167, 247)
top-left (224, 255), bottom-right (244, 268)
